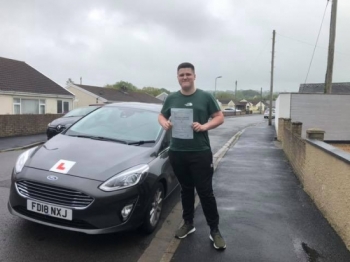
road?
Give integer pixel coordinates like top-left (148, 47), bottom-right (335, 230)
top-left (0, 115), bottom-right (265, 262)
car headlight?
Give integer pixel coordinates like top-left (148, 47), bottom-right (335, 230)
top-left (99, 164), bottom-right (149, 192)
top-left (48, 123), bottom-right (51, 127)
top-left (15, 147), bottom-right (38, 174)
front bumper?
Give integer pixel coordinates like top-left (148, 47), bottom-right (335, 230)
top-left (8, 167), bottom-right (151, 234)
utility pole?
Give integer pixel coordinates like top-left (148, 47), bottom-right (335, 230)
top-left (325, 0), bottom-right (338, 94)
top-left (235, 80), bottom-right (237, 102)
top-left (260, 87), bottom-right (263, 114)
top-left (269, 30), bottom-right (276, 126)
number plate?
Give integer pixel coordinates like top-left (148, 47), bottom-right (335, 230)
top-left (27, 200), bottom-right (73, 221)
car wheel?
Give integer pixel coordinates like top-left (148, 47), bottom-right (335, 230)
top-left (141, 182), bottom-right (164, 234)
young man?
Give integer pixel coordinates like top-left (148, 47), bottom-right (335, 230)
top-left (158, 62), bottom-right (226, 250)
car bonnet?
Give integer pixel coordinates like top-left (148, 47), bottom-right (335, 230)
top-left (26, 134), bottom-right (155, 181)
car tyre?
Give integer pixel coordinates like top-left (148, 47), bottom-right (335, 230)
top-left (141, 182), bottom-right (164, 234)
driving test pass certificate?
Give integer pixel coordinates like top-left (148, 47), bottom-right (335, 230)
top-left (171, 108), bottom-right (193, 139)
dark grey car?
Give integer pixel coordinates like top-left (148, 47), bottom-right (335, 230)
top-left (8, 102), bottom-right (178, 234)
top-left (46, 106), bottom-right (100, 139)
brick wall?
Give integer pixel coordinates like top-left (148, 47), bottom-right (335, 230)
top-left (0, 114), bottom-right (64, 137)
top-left (279, 118), bottom-right (350, 250)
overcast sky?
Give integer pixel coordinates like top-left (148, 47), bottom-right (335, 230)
top-left (1, 0), bottom-right (349, 93)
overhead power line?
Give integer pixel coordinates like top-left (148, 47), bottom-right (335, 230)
top-left (277, 33), bottom-right (350, 56)
top-left (304, 1), bottom-right (330, 83)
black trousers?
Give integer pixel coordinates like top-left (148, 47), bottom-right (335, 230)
top-left (168, 150), bottom-right (219, 228)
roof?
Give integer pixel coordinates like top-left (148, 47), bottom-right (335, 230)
top-left (299, 82), bottom-right (350, 94)
top-left (75, 84), bottom-right (163, 104)
top-left (250, 99), bottom-right (262, 105)
top-left (235, 102), bottom-right (248, 106)
top-left (156, 92), bottom-right (168, 102)
top-left (0, 57), bottom-right (72, 96)
top-left (105, 102), bottom-right (163, 112)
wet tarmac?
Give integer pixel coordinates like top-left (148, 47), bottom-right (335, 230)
top-left (171, 124), bottom-right (350, 262)
top-left (0, 133), bottom-right (46, 151)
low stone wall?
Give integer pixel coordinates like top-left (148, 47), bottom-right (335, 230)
top-left (329, 143), bottom-right (350, 153)
top-left (280, 120), bottom-right (306, 183)
top-left (222, 111), bottom-right (248, 117)
top-left (0, 114), bottom-right (63, 137)
top-left (278, 118), bottom-right (350, 250)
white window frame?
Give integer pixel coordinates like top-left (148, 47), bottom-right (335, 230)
top-left (39, 99), bottom-right (46, 114)
top-left (13, 98), bottom-right (21, 114)
top-left (13, 98), bottom-right (46, 114)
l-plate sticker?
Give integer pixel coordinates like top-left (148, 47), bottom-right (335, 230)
top-left (50, 160), bottom-right (76, 174)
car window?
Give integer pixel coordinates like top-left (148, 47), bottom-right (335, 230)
top-left (66, 106), bottom-right (162, 142)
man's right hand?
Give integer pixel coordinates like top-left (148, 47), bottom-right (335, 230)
top-left (158, 114), bottom-right (172, 130)
top-left (161, 119), bottom-right (172, 130)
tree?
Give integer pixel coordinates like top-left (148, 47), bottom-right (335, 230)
top-left (105, 81), bottom-right (138, 91)
top-left (215, 91), bottom-right (235, 100)
top-left (141, 87), bottom-right (171, 97)
top-left (241, 89), bottom-right (260, 98)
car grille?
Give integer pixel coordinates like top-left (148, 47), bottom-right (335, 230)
top-left (16, 180), bottom-right (94, 209)
top-left (14, 206), bottom-right (97, 229)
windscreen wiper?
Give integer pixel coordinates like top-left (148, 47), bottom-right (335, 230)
top-left (128, 140), bottom-right (156, 145)
top-left (70, 135), bottom-right (128, 144)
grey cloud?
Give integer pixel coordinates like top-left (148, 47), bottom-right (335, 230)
top-left (0, 0), bottom-right (349, 93)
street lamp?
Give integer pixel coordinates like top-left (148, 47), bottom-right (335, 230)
top-left (214, 76), bottom-right (222, 98)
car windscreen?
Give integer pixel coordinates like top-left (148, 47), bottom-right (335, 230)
top-left (65, 106), bottom-right (162, 142)
top-left (64, 106), bottom-right (99, 117)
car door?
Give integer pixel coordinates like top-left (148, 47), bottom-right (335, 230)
top-left (158, 130), bottom-right (178, 195)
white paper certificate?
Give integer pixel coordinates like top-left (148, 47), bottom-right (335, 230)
top-left (171, 108), bottom-right (193, 139)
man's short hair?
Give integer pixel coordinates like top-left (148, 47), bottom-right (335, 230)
top-left (177, 62), bottom-right (195, 73)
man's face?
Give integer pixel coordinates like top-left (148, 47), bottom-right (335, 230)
top-left (177, 68), bottom-right (196, 91)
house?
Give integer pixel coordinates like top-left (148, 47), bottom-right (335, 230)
top-left (156, 92), bottom-right (168, 102)
top-left (241, 100), bottom-right (254, 111)
top-left (235, 101), bottom-right (248, 111)
top-left (217, 98), bottom-right (235, 110)
top-left (0, 57), bottom-right (74, 114)
top-left (66, 83), bottom-right (163, 107)
top-left (250, 101), bottom-right (267, 113)
top-left (299, 82), bottom-right (350, 94)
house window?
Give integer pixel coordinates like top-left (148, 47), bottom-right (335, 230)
top-left (57, 100), bottom-right (70, 113)
top-left (13, 98), bottom-right (46, 114)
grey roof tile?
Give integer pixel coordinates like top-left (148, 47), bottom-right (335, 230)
top-left (76, 84), bottom-right (163, 104)
top-left (0, 57), bottom-right (72, 96)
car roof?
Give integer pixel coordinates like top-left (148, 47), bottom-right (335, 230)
top-left (103, 102), bottom-right (163, 112)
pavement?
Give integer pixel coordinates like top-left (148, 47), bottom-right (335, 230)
top-left (0, 133), bottom-right (47, 152)
top-left (169, 124), bottom-right (350, 262)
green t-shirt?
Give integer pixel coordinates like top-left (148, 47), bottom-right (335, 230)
top-left (160, 89), bottom-right (221, 151)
